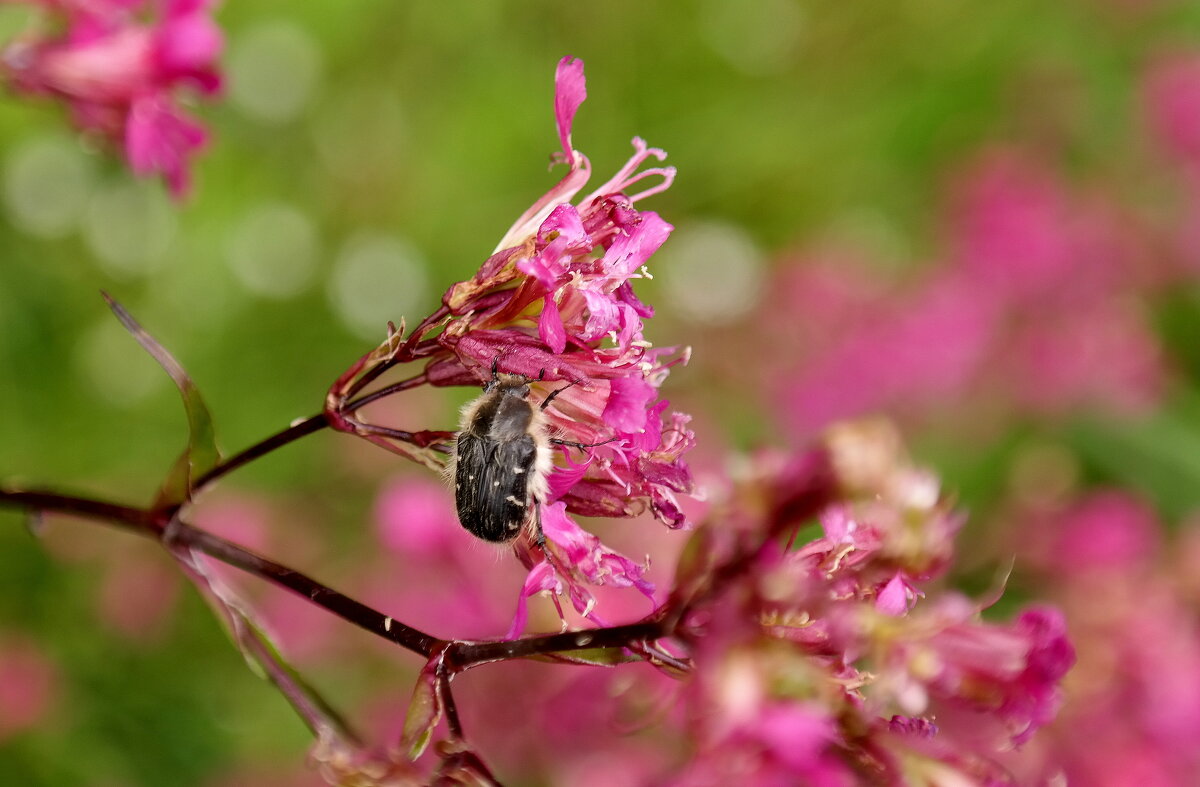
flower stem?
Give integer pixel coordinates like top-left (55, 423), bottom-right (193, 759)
top-left (189, 412), bottom-right (330, 496)
top-left (0, 487), bottom-right (438, 657)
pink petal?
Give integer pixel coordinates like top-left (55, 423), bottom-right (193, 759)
top-left (506, 560), bottom-right (561, 639)
top-left (579, 288), bottom-right (620, 342)
top-left (554, 56), bottom-right (587, 162)
top-left (125, 94), bottom-right (207, 198)
top-left (600, 210), bottom-right (673, 281)
top-left (536, 202), bottom-right (589, 248)
top-left (602, 375), bottom-right (656, 434)
top-left (547, 453), bottom-right (593, 502)
top-left (538, 295), bottom-right (567, 353)
top-left (876, 572), bottom-right (912, 616)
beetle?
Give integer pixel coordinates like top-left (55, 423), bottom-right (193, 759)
top-left (452, 360), bottom-right (603, 544)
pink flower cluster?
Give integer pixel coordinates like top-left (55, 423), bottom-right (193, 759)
top-left (2, 0), bottom-right (222, 197)
top-left (739, 45), bottom-right (1200, 445)
top-left (348, 58), bottom-right (694, 635)
top-left (668, 420), bottom-right (1074, 784)
top-left (753, 145), bottom-right (1167, 441)
top-left (1009, 491), bottom-right (1200, 785)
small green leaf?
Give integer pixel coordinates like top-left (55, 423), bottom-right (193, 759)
top-left (400, 660), bottom-right (443, 760)
top-left (528, 646), bottom-right (640, 667)
top-left (169, 536), bottom-right (357, 744)
top-left (102, 293), bottom-right (220, 507)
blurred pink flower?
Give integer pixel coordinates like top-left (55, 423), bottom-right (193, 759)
top-left (2, 0), bottom-right (222, 197)
top-left (1144, 52), bottom-right (1200, 170)
top-left (368, 475), bottom-right (528, 639)
top-left (374, 475), bottom-right (461, 557)
top-left (1013, 491), bottom-right (1200, 784)
top-left (661, 422), bottom-right (1074, 784)
top-left (0, 636), bottom-right (58, 741)
top-left (766, 148), bottom-right (1165, 438)
top-left (97, 548), bottom-right (181, 640)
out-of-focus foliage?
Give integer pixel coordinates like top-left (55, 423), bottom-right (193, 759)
top-left (3, 1), bottom-right (1200, 785)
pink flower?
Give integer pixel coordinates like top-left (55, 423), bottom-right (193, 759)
top-left (903, 603), bottom-right (1075, 747)
top-left (765, 148), bottom-right (1164, 439)
top-left (2, 0), bottom-right (222, 197)
top-left (335, 57), bottom-right (692, 634)
top-left (1144, 52), bottom-right (1200, 169)
top-left (669, 700), bottom-right (854, 787)
top-left (373, 476), bottom-right (461, 557)
top-left (1009, 493), bottom-right (1200, 784)
top-left (662, 425), bottom-right (1073, 783)
top-left (0, 636), bottom-right (58, 740)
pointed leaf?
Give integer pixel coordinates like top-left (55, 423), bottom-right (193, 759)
top-left (400, 658), bottom-right (444, 760)
top-left (167, 530), bottom-right (357, 744)
top-left (102, 293), bottom-right (220, 506)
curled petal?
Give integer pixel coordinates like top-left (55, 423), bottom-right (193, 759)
top-left (506, 560), bottom-right (562, 639)
top-left (546, 452), bottom-right (593, 502)
top-left (541, 502), bottom-right (654, 600)
top-left (554, 56), bottom-right (586, 162)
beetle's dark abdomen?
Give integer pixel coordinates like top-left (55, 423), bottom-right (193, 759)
top-left (454, 431), bottom-right (537, 542)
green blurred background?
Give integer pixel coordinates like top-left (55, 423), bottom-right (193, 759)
top-left (3, 1), bottom-right (1200, 784)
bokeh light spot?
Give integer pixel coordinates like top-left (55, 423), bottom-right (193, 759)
top-left (226, 202), bottom-right (319, 299)
top-left (3, 135), bottom-right (94, 238)
top-left (329, 232), bottom-right (429, 342)
top-left (658, 220), bottom-right (765, 324)
top-left (82, 180), bottom-right (176, 278)
top-left (228, 20), bottom-right (323, 124)
top-left (698, 0), bottom-right (804, 75)
top-left (74, 315), bottom-right (166, 407)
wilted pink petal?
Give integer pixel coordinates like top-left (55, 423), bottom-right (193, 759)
top-left (507, 560), bottom-right (562, 639)
top-left (541, 502), bottom-right (654, 600)
top-left (582, 137), bottom-right (675, 207)
top-left (598, 211), bottom-right (673, 281)
top-left (602, 375), bottom-right (656, 434)
top-left (546, 453), bottom-right (593, 503)
top-left (554, 56), bottom-right (586, 162)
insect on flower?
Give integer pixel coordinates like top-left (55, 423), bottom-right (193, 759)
top-left (452, 359), bottom-right (609, 544)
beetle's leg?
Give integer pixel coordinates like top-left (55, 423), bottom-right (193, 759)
top-left (533, 501), bottom-right (546, 548)
top-left (540, 378), bottom-right (584, 411)
top-left (550, 436), bottom-right (619, 452)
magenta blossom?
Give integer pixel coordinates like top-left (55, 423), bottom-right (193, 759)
top-left (331, 57), bottom-right (693, 636)
top-left (2, 0), bottom-right (222, 197)
top-left (665, 419), bottom-right (1075, 784)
